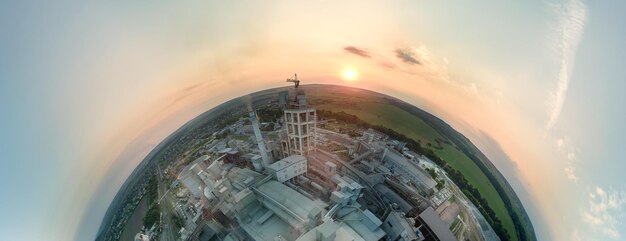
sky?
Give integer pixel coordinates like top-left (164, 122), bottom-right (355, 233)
top-left (1, 1), bottom-right (625, 241)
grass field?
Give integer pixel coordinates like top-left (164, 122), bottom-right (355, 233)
top-left (307, 87), bottom-right (519, 241)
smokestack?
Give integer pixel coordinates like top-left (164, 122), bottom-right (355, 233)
top-left (245, 95), bottom-right (253, 112)
top-left (381, 148), bottom-right (388, 162)
top-left (278, 91), bottom-right (289, 110)
top-left (249, 111), bottom-right (271, 168)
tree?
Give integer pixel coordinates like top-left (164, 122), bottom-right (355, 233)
top-left (143, 204), bottom-right (160, 229)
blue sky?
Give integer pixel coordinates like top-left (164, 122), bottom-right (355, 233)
top-left (1, 1), bottom-right (625, 240)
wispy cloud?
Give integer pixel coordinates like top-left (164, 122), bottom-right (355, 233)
top-left (556, 136), bottom-right (579, 181)
top-left (546, 0), bottom-right (587, 130)
top-left (581, 187), bottom-right (626, 239)
top-left (344, 46), bottom-right (371, 58)
top-left (392, 46), bottom-right (483, 95)
top-left (378, 61), bottom-right (396, 69)
top-left (394, 48), bottom-right (421, 65)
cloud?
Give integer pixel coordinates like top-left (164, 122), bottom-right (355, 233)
top-left (556, 136), bottom-right (579, 181)
top-left (389, 45), bottom-right (483, 97)
top-left (546, 0), bottom-right (587, 130)
top-left (378, 61), bottom-right (396, 69)
top-left (344, 46), bottom-right (371, 58)
top-left (581, 187), bottom-right (626, 239)
top-left (394, 48), bottom-right (421, 65)
top-left (564, 164), bottom-right (578, 181)
top-left (469, 82), bottom-right (479, 94)
top-left (556, 138), bottom-right (565, 150)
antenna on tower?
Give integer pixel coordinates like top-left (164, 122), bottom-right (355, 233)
top-left (286, 73), bottom-right (300, 88)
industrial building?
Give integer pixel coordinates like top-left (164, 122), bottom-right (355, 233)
top-left (167, 77), bottom-right (466, 241)
top-left (281, 79), bottom-right (317, 158)
top-left (416, 207), bottom-right (458, 241)
top-left (380, 146), bottom-right (437, 194)
top-left (266, 155), bottom-right (307, 183)
top-left (382, 211), bottom-right (424, 241)
top-left (178, 155), bottom-right (210, 198)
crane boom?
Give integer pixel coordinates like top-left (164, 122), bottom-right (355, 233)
top-left (286, 73), bottom-right (300, 88)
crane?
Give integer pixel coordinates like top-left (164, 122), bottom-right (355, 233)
top-left (286, 73), bottom-right (300, 88)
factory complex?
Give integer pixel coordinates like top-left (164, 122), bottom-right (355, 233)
top-left (136, 78), bottom-right (493, 241)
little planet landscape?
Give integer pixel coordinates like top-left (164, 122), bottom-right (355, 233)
top-left (98, 82), bottom-right (534, 241)
top-left (2, 1), bottom-right (626, 241)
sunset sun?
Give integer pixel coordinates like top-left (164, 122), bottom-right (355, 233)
top-left (341, 68), bottom-right (358, 81)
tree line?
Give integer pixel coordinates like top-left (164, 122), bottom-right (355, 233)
top-left (143, 175), bottom-right (160, 229)
top-left (389, 100), bottom-right (532, 241)
top-left (317, 110), bottom-right (512, 240)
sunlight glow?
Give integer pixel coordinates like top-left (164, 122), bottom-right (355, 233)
top-left (341, 68), bottom-right (358, 81)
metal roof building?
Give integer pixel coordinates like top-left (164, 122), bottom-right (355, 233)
top-left (382, 211), bottom-right (424, 241)
top-left (416, 207), bottom-right (458, 241)
top-left (266, 155), bottom-right (307, 183)
top-left (382, 147), bottom-right (437, 193)
top-left (295, 209), bottom-right (386, 241)
top-left (221, 178), bottom-right (324, 241)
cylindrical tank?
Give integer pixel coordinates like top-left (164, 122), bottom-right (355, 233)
top-left (311, 182), bottom-right (325, 192)
top-left (299, 175), bottom-right (311, 183)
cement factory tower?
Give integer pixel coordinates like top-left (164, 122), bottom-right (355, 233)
top-left (249, 111), bottom-right (271, 168)
top-left (282, 74), bottom-right (317, 157)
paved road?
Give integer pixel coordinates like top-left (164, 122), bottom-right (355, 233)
top-left (157, 165), bottom-right (177, 241)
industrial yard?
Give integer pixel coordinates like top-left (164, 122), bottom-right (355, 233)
top-left (120, 79), bottom-right (503, 241)
top-left (96, 78), bottom-right (539, 241)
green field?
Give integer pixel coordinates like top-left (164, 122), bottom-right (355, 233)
top-left (307, 86), bottom-right (520, 241)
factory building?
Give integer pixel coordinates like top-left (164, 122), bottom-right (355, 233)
top-left (373, 184), bottom-right (414, 213)
top-left (298, 175), bottom-right (387, 241)
top-left (282, 89), bottom-right (317, 157)
top-left (382, 211), bottom-right (425, 241)
top-left (381, 147), bottom-right (437, 194)
top-left (208, 166), bottom-right (324, 241)
top-left (415, 207), bottom-right (458, 241)
top-left (167, 79), bottom-right (473, 241)
top-left (361, 128), bottom-right (387, 144)
top-left (178, 155), bottom-right (210, 198)
top-left (296, 210), bottom-right (386, 241)
top-left (266, 155), bottom-right (307, 183)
